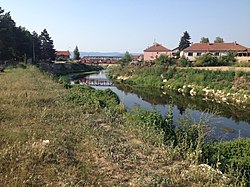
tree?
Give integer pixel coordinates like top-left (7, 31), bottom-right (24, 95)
top-left (73, 46), bottom-right (80, 60)
top-left (178, 31), bottom-right (191, 51)
top-left (214, 36), bottom-right (224, 43)
top-left (155, 54), bottom-right (174, 66)
top-left (32, 31), bottom-right (41, 62)
top-left (39, 29), bottom-right (55, 61)
top-left (200, 37), bottom-right (209, 43)
top-left (0, 8), bottom-right (16, 60)
top-left (218, 51), bottom-right (236, 66)
top-left (120, 51), bottom-right (132, 66)
top-left (177, 56), bottom-right (190, 67)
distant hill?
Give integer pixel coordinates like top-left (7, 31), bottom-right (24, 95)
top-left (70, 52), bottom-right (141, 58)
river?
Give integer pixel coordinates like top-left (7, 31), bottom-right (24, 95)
top-left (72, 70), bottom-right (250, 141)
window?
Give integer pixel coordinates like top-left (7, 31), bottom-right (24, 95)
top-left (197, 52), bottom-right (202, 56)
top-left (215, 52), bottom-right (219, 56)
top-left (188, 52), bottom-right (193, 56)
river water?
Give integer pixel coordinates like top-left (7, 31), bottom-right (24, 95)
top-left (72, 70), bottom-right (250, 140)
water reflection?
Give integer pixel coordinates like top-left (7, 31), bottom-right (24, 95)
top-left (73, 70), bottom-right (250, 140)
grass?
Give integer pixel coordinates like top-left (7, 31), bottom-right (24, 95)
top-left (0, 65), bottom-right (245, 186)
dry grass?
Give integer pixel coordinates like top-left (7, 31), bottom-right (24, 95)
top-left (182, 66), bottom-right (250, 72)
top-left (0, 66), bottom-right (235, 186)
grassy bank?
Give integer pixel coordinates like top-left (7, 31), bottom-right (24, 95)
top-left (0, 65), bottom-right (248, 186)
top-left (110, 65), bottom-right (250, 106)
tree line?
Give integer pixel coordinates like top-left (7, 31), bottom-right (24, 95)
top-left (0, 7), bottom-right (55, 63)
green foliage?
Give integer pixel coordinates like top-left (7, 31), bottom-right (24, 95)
top-left (218, 51), bottom-right (236, 66)
top-left (73, 46), bottom-right (80, 60)
top-left (120, 51), bottom-right (132, 67)
top-left (214, 36), bottom-right (224, 43)
top-left (64, 85), bottom-right (120, 110)
top-left (193, 52), bottom-right (236, 67)
top-left (193, 54), bottom-right (218, 67)
top-left (40, 29), bottom-right (55, 61)
top-left (202, 138), bottom-right (250, 186)
top-left (177, 56), bottom-right (190, 67)
top-left (234, 61), bottom-right (250, 67)
top-left (128, 105), bottom-right (206, 158)
top-left (154, 54), bottom-right (174, 66)
top-left (178, 31), bottom-right (191, 51)
top-left (200, 37), bottom-right (209, 43)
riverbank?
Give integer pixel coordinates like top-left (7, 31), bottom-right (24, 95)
top-left (0, 65), bottom-right (249, 186)
top-left (110, 65), bottom-right (250, 107)
top-left (38, 61), bottom-right (103, 76)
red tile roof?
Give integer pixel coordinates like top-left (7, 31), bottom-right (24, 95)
top-left (183, 42), bottom-right (247, 52)
top-left (55, 51), bottom-right (70, 56)
top-left (247, 48), bottom-right (250, 53)
top-left (144, 43), bottom-right (170, 52)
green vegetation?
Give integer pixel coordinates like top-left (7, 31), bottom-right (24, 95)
top-left (202, 139), bottom-right (250, 186)
top-left (73, 46), bottom-right (80, 60)
top-left (214, 36), bottom-right (224, 43)
top-left (193, 52), bottom-right (236, 66)
top-left (178, 31), bottom-right (191, 51)
top-left (1, 65), bottom-right (249, 185)
top-left (119, 51), bottom-right (132, 67)
top-left (200, 37), bottom-right (210, 43)
top-left (111, 65), bottom-right (250, 106)
top-left (0, 7), bottom-right (55, 63)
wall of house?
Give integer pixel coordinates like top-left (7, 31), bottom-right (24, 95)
top-left (236, 56), bottom-right (250, 62)
top-left (144, 51), bottom-right (171, 62)
top-left (181, 51), bottom-right (228, 61)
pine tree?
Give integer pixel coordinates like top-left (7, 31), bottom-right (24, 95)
top-left (40, 29), bottom-right (55, 61)
top-left (32, 31), bottom-right (41, 62)
top-left (73, 46), bottom-right (80, 60)
top-left (178, 31), bottom-right (191, 51)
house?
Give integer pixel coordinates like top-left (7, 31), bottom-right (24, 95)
top-left (132, 55), bottom-right (143, 62)
top-left (144, 43), bottom-right (171, 62)
top-left (181, 42), bottom-right (250, 62)
top-left (55, 51), bottom-right (71, 61)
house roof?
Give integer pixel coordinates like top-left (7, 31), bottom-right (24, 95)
top-left (55, 51), bottom-right (71, 56)
top-left (247, 48), bottom-right (250, 53)
top-left (183, 42), bottom-right (247, 52)
top-left (144, 43), bottom-right (170, 52)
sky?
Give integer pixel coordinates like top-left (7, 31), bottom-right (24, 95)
top-left (1, 0), bottom-right (250, 53)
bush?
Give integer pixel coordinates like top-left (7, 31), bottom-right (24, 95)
top-left (202, 138), bottom-right (250, 186)
top-left (193, 54), bottom-right (218, 67)
top-left (177, 56), bottom-right (191, 67)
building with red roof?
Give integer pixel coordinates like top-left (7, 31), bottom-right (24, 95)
top-left (55, 51), bottom-right (71, 61)
top-left (181, 42), bottom-right (250, 62)
top-left (143, 43), bottom-right (171, 62)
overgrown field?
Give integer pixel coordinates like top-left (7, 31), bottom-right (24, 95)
top-left (0, 65), bottom-right (249, 186)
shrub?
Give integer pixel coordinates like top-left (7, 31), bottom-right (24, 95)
top-left (177, 56), bottom-right (191, 67)
top-left (202, 138), bottom-right (250, 186)
top-left (193, 54), bottom-right (218, 67)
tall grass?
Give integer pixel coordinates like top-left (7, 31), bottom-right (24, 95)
top-left (0, 65), bottom-right (245, 186)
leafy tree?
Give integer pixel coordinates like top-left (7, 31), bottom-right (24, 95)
top-left (177, 56), bottom-right (190, 67)
top-left (193, 54), bottom-right (218, 67)
top-left (200, 37), bottom-right (209, 43)
top-left (214, 36), bottom-right (224, 43)
top-left (218, 51), bottom-right (236, 66)
top-left (178, 31), bottom-right (191, 51)
top-left (73, 46), bottom-right (80, 60)
top-left (155, 54), bottom-right (173, 66)
top-left (120, 51), bottom-right (132, 66)
top-left (40, 29), bottom-right (55, 61)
